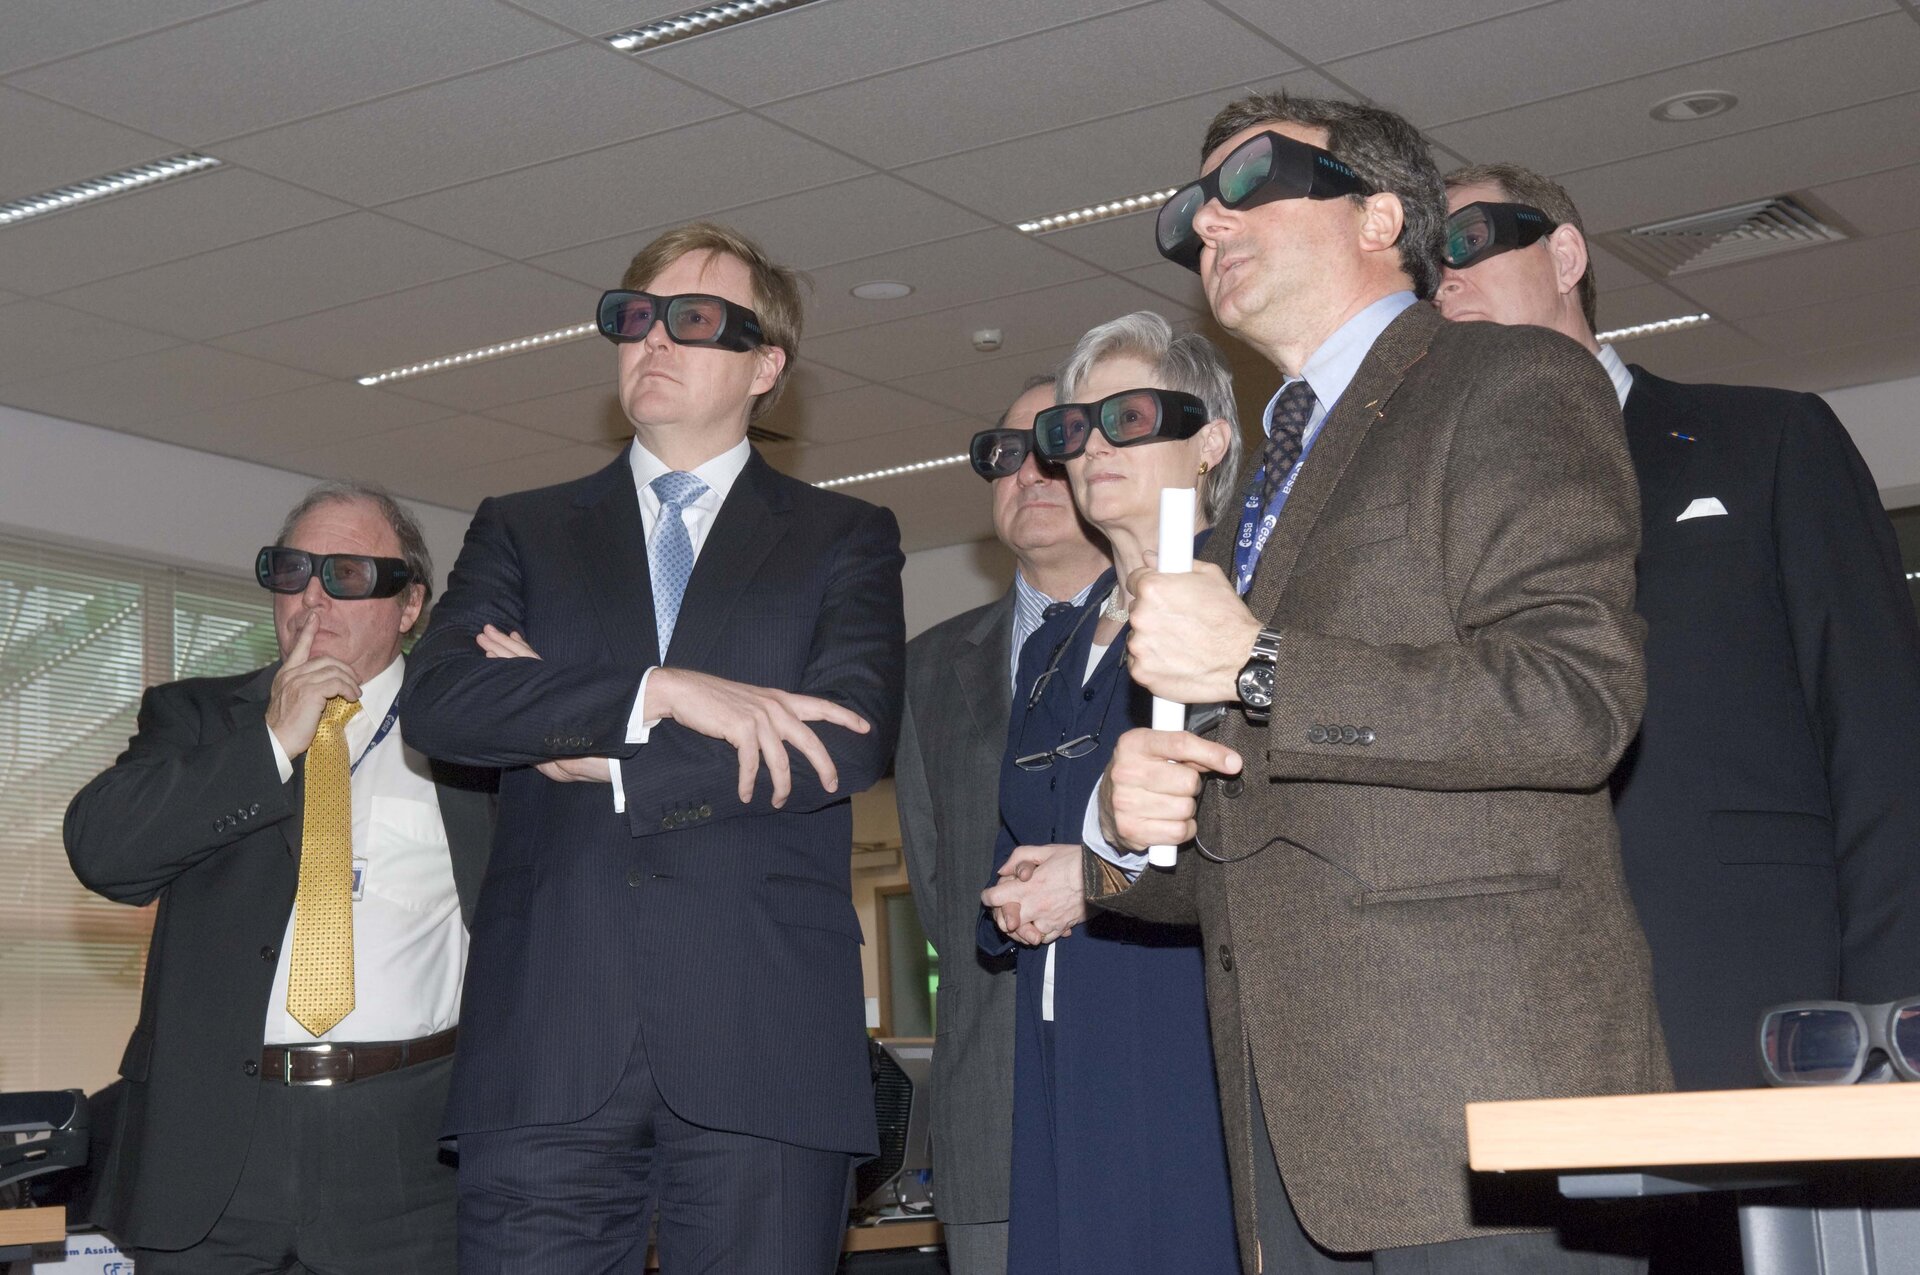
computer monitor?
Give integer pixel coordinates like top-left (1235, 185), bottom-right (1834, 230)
top-left (853, 1037), bottom-right (933, 1217)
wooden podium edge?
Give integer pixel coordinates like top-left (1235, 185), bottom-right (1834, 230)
top-left (0, 1205), bottom-right (67, 1247)
top-left (1467, 1085), bottom-right (1920, 1172)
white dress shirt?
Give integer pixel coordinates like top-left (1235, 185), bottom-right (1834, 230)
top-left (1080, 291), bottom-right (1421, 875)
top-left (608, 436), bottom-right (753, 813)
top-left (264, 655), bottom-right (465, 1044)
top-left (1595, 343), bottom-right (1634, 409)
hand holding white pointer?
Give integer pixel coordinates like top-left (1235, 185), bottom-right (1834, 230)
top-left (1097, 726), bottom-right (1244, 855)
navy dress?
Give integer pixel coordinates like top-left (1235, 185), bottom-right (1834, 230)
top-left (978, 555), bottom-right (1239, 1275)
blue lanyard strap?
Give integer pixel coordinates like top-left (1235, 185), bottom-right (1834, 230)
top-left (348, 706), bottom-right (399, 776)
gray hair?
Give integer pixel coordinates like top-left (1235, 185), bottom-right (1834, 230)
top-left (1056, 311), bottom-right (1243, 525)
top-left (276, 480), bottom-right (434, 625)
top-left (994, 372), bottom-right (1058, 430)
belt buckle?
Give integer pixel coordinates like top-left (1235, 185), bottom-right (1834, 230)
top-left (283, 1041), bottom-right (350, 1086)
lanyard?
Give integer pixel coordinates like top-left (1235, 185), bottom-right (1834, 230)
top-left (348, 706), bottom-right (399, 777)
top-left (1231, 400), bottom-right (1332, 595)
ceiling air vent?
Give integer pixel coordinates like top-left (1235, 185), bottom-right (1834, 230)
top-left (1604, 195), bottom-right (1849, 277)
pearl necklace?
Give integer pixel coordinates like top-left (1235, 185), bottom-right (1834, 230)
top-left (1098, 588), bottom-right (1130, 624)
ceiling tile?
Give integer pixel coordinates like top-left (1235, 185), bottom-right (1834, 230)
top-left (1040, 214), bottom-right (1170, 274)
top-left (217, 44), bottom-right (729, 205)
top-left (807, 275), bottom-right (1188, 382)
top-left (1430, 15), bottom-right (1920, 177)
top-left (0, 86), bottom-right (177, 199)
top-left (493, 0), bottom-right (681, 38)
top-left (526, 174), bottom-right (990, 287)
top-left (1330, 0), bottom-right (1890, 127)
top-left (1123, 261), bottom-right (1207, 311)
top-left (277, 414), bottom-right (571, 486)
top-left (759, 383), bottom-right (966, 448)
top-left (382, 334), bottom-right (612, 413)
top-left (805, 229), bottom-right (1100, 336)
top-left (0, 167), bottom-right (351, 296)
top-left (1738, 284), bottom-right (1920, 355)
top-left (1810, 160), bottom-right (1920, 238)
top-left (645, 0), bottom-right (1148, 106)
top-left (897, 67), bottom-right (1347, 224)
top-left (885, 339), bottom-right (1085, 419)
top-left (212, 264), bottom-right (597, 378)
top-left (378, 112), bottom-right (866, 258)
top-left (1665, 225), bottom-right (1920, 320)
top-left (49, 212), bottom-right (502, 340)
top-left (762, 0), bottom-right (1291, 169)
top-left (779, 420), bottom-right (980, 486)
top-left (1693, 333), bottom-right (1920, 396)
top-left (9, 0), bottom-right (573, 142)
top-left (1592, 282), bottom-right (1707, 333)
top-left (1585, 240), bottom-right (1660, 292)
top-left (0, 0), bottom-right (256, 75)
top-left (482, 381), bottom-right (628, 444)
top-left (0, 300), bottom-right (183, 384)
top-left (1560, 91), bottom-right (1920, 233)
top-left (777, 359), bottom-right (867, 400)
top-left (137, 381), bottom-right (454, 461)
top-left (1608, 319), bottom-right (1766, 380)
top-left (1209, 0), bottom-right (1547, 62)
top-left (412, 441), bottom-right (622, 510)
top-left (0, 344), bottom-right (325, 427)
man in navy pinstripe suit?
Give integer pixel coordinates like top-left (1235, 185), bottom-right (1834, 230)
top-left (403, 222), bottom-right (905, 1273)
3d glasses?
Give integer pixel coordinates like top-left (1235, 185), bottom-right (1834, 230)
top-left (1443, 200), bottom-right (1557, 269)
top-left (970, 429), bottom-right (1038, 480)
top-left (596, 290), bottom-right (767, 351)
top-left (1156, 130), bottom-right (1373, 271)
top-left (1033, 388), bottom-right (1210, 461)
top-left (1761, 997), bottom-right (1920, 1085)
top-left (256, 547), bottom-right (414, 600)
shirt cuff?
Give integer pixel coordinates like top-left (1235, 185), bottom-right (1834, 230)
top-left (627, 667), bottom-right (662, 744)
top-left (268, 725), bottom-right (294, 784)
top-left (1082, 783), bottom-right (1145, 879)
top-left (609, 758), bottom-right (626, 813)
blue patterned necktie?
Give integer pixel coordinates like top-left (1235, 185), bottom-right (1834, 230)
top-left (649, 471), bottom-right (709, 658)
top-left (1258, 378), bottom-right (1318, 508)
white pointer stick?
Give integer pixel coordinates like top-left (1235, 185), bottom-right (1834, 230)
top-left (1147, 486), bottom-right (1196, 869)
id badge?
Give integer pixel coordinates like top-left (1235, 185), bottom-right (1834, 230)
top-left (351, 858), bottom-right (368, 902)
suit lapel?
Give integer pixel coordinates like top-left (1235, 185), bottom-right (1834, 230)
top-left (662, 449), bottom-right (787, 670)
top-left (951, 590), bottom-right (1014, 742)
top-left (1238, 303), bottom-right (1440, 621)
top-left (227, 666), bottom-right (302, 857)
top-left (1621, 367), bottom-right (1699, 530)
top-left (569, 453), bottom-right (662, 667)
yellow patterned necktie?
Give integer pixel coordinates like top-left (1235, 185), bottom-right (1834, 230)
top-left (287, 696), bottom-right (361, 1037)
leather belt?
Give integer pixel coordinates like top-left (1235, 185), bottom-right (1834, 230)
top-left (262, 1026), bottom-right (457, 1086)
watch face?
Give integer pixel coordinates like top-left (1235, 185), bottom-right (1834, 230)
top-left (1237, 663), bottom-right (1276, 708)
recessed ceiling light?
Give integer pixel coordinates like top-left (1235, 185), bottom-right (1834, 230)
top-left (1016, 186), bottom-right (1182, 235)
top-left (851, 280), bottom-right (913, 300)
top-left (1594, 313), bottom-right (1713, 344)
top-left (1649, 90), bottom-right (1737, 123)
top-left (0, 153), bottom-right (221, 228)
top-left (815, 454), bottom-right (968, 489)
top-left (357, 322), bottom-right (597, 387)
top-left (602, 0), bottom-right (827, 53)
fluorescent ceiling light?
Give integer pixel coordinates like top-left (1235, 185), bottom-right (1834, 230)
top-left (357, 323), bottom-right (596, 387)
top-left (0, 153), bottom-right (221, 228)
top-left (602, 0), bottom-right (826, 52)
top-left (1594, 312), bottom-right (1713, 344)
top-left (815, 454), bottom-right (968, 490)
top-left (1016, 187), bottom-right (1181, 235)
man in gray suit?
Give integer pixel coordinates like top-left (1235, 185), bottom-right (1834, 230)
top-left (893, 375), bottom-right (1107, 1275)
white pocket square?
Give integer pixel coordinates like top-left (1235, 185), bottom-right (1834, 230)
top-left (1676, 497), bottom-right (1728, 521)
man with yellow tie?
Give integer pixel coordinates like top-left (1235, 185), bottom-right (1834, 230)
top-left (66, 481), bottom-right (494, 1274)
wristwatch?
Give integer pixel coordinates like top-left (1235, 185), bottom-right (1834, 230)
top-left (1235, 628), bottom-right (1283, 722)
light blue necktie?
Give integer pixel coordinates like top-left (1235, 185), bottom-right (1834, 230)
top-left (649, 471), bottom-right (709, 658)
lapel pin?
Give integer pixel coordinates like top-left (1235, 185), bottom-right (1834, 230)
top-left (1668, 430), bottom-right (1696, 442)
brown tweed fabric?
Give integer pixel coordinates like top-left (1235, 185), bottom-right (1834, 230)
top-left (1091, 303), bottom-right (1670, 1265)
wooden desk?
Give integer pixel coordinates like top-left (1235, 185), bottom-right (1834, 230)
top-left (0, 1206), bottom-right (66, 1260)
top-left (1465, 1087), bottom-right (1920, 1275)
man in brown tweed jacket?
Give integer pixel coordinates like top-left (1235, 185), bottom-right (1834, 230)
top-left (1059, 91), bottom-right (1670, 1273)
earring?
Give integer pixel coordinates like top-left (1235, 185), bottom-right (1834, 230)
top-left (1197, 460), bottom-right (1210, 478)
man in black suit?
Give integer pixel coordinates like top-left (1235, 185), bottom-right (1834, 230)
top-left (1437, 161), bottom-right (1920, 1090)
top-left (893, 375), bottom-right (1107, 1275)
top-left (402, 222), bottom-right (904, 1273)
top-left (66, 482), bottom-right (494, 1273)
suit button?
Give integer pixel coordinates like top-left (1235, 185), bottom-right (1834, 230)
top-left (243, 1059), bottom-right (259, 1077)
top-left (1218, 945), bottom-right (1234, 972)
top-left (1083, 687), bottom-right (1096, 701)
top-left (1358, 728), bottom-right (1375, 746)
top-left (1340, 726), bottom-right (1359, 745)
top-left (1306, 725), bottom-right (1327, 744)
top-left (660, 815), bottom-right (674, 831)
top-left (249, 803), bottom-right (261, 816)
top-left (626, 869), bottom-right (644, 887)
top-left (698, 804), bottom-right (711, 819)
top-left (260, 945), bottom-right (277, 962)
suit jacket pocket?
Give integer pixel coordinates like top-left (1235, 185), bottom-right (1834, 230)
top-left (1318, 501), bottom-right (1409, 554)
top-left (119, 1027), bottom-right (153, 1082)
top-left (765, 873), bottom-right (865, 943)
top-left (1712, 808), bottom-right (1833, 865)
top-left (1356, 871), bottom-right (1560, 907)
